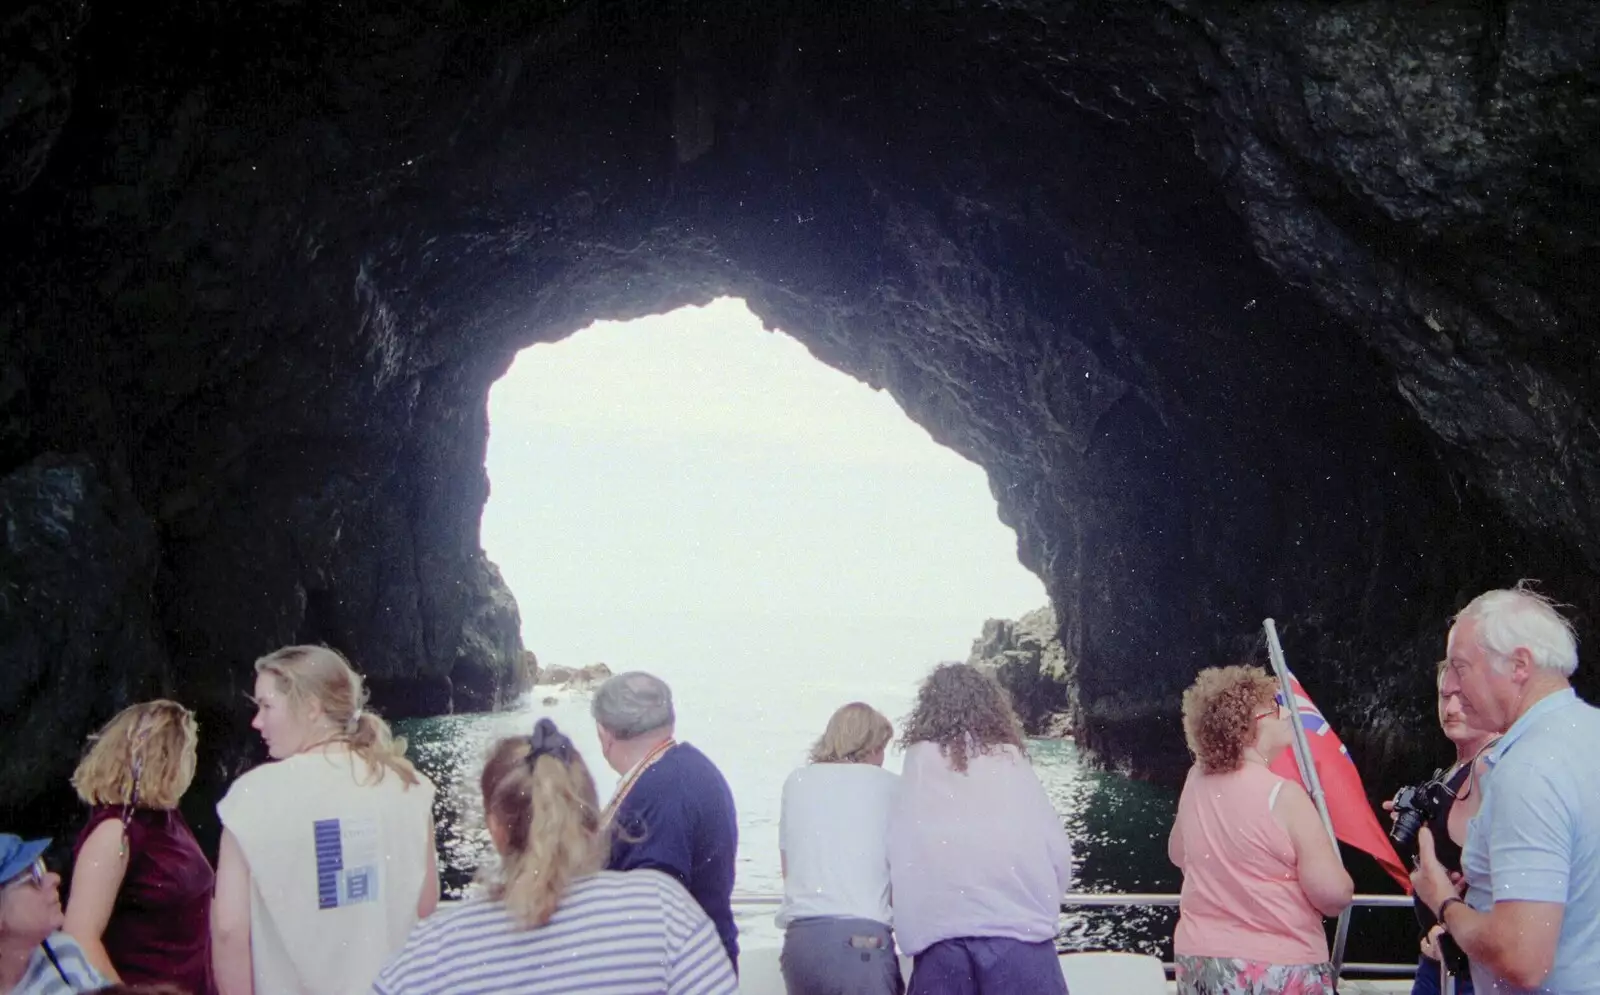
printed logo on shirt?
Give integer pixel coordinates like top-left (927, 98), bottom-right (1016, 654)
top-left (313, 817), bottom-right (382, 909)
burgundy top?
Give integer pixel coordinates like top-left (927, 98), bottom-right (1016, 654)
top-left (74, 805), bottom-right (216, 995)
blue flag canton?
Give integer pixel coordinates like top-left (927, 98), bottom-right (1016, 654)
top-left (1275, 687), bottom-right (1329, 735)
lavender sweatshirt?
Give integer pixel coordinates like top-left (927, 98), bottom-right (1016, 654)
top-left (888, 741), bottom-right (1074, 954)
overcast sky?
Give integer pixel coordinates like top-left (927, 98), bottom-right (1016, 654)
top-left (480, 297), bottom-right (1047, 677)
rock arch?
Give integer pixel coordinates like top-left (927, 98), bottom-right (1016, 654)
top-left (3, 0), bottom-right (1597, 826)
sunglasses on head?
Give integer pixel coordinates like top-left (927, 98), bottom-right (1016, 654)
top-left (3, 857), bottom-right (46, 890)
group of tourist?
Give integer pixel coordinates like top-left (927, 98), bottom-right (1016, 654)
top-left (2, 584), bottom-right (1597, 995)
top-left (1162, 584), bottom-right (1599, 995)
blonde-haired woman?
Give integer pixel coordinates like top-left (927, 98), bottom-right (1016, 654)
top-left (374, 718), bottom-right (736, 994)
top-left (777, 702), bottom-right (902, 995)
top-left (212, 645), bottom-right (438, 995)
top-left (65, 701), bottom-right (214, 994)
top-left (1168, 665), bottom-right (1353, 995)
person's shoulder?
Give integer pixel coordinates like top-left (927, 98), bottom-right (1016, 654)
top-left (843, 762), bottom-right (901, 791)
top-left (675, 742), bottom-right (728, 775)
top-left (1259, 776), bottom-right (1319, 840)
top-left (623, 867), bottom-right (701, 910)
top-left (218, 758), bottom-right (293, 815)
top-left (36, 932), bottom-right (103, 985)
top-left (380, 764), bottom-right (436, 802)
top-left (420, 897), bottom-right (509, 936)
top-left (379, 899), bottom-right (511, 986)
top-left (565, 869), bottom-right (687, 913)
top-left (670, 743), bottom-right (734, 795)
top-left (41, 931), bottom-right (90, 956)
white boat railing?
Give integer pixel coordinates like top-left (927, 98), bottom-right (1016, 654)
top-left (730, 892), bottom-right (1418, 979)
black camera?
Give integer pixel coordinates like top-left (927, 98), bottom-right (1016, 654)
top-left (1389, 771), bottom-right (1459, 859)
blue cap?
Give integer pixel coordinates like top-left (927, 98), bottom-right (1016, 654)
top-left (0, 834), bottom-right (50, 886)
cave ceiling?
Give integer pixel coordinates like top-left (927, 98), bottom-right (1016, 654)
top-left (2, 0), bottom-right (1597, 829)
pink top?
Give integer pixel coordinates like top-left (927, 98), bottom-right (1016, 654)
top-left (1171, 763), bottom-right (1329, 965)
top-left (888, 741), bottom-right (1073, 955)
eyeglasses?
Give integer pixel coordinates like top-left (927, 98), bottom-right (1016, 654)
top-left (2, 857), bottom-right (46, 890)
top-left (1253, 702), bottom-right (1288, 722)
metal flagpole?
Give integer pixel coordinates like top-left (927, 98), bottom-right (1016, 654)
top-left (1263, 619), bottom-right (1355, 986)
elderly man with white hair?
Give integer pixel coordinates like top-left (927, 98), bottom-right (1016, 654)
top-left (592, 672), bottom-right (740, 973)
top-left (1412, 584), bottom-right (1600, 995)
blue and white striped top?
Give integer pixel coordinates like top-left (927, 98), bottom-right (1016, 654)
top-left (15, 934), bottom-right (106, 994)
top-left (372, 869), bottom-right (738, 995)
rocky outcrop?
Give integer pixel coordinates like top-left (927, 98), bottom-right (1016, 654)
top-left (535, 663), bottom-right (614, 691)
top-left (968, 606), bottom-right (1075, 738)
top-left (2, 0), bottom-right (1598, 823)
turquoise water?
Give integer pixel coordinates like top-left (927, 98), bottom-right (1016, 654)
top-left (398, 687), bottom-right (1185, 953)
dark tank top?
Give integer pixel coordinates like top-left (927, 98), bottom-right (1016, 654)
top-left (74, 805), bottom-right (217, 995)
top-left (1412, 763), bottom-right (1472, 973)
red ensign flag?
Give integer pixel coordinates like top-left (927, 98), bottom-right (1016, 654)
top-left (1269, 673), bottom-right (1411, 892)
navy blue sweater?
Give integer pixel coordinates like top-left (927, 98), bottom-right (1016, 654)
top-left (607, 742), bottom-right (740, 969)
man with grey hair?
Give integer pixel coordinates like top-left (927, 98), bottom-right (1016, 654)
top-left (1412, 584), bottom-right (1600, 995)
top-left (592, 671), bottom-right (739, 972)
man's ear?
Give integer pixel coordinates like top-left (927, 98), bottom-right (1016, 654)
top-left (1510, 646), bottom-right (1538, 684)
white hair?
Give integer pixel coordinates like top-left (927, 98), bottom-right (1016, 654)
top-left (1455, 583), bottom-right (1579, 677)
top-left (591, 671), bottom-right (675, 739)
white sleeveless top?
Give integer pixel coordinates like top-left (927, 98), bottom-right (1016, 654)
top-left (218, 750), bottom-right (435, 995)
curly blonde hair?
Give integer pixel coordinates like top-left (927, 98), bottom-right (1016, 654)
top-left (1181, 665), bottom-right (1279, 774)
top-left (72, 700), bottom-right (198, 809)
top-left (255, 645), bottom-right (419, 787)
top-left (809, 702), bottom-right (893, 764)
top-left (899, 663), bottom-right (1025, 773)
top-left (480, 723), bottom-right (606, 928)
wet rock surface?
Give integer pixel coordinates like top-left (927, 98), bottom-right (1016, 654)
top-left (0, 455), bottom-right (164, 817)
top-left (968, 606), bottom-right (1074, 739)
top-left (1, 0), bottom-right (1597, 825)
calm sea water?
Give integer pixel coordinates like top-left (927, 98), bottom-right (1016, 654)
top-left (399, 676), bottom-right (1191, 954)
top-left (398, 679), bottom-right (1415, 961)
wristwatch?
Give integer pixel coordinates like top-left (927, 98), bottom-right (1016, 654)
top-left (1437, 896), bottom-right (1467, 922)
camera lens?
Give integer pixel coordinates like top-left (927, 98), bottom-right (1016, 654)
top-left (1390, 807), bottom-right (1425, 848)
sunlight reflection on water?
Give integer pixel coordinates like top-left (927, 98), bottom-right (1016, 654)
top-left (399, 690), bottom-right (1181, 952)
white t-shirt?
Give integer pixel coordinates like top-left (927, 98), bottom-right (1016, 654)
top-left (217, 749), bottom-right (436, 995)
top-left (776, 762), bottom-right (899, 929)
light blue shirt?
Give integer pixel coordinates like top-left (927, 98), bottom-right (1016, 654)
top-left (14, 933), bottom-right (106, 994)
top-left (1461, 688), bottom-right (1600, 995)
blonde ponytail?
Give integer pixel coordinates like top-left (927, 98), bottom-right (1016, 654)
top-left (255, 645), bottom-right (419, 787)
top-left (480, 719), bottom-right (605, 927)
top-left (345, 709), bottom-right (419, 787)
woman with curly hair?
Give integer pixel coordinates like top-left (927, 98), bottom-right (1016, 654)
top-left (66, 700), bottom-right (214, 995)
top-left (888, 664), bottom-right (1072, 995)
top-left (776, 702), bottom-right (902, 995)
top-left (1168, 666), bottom-right (1353, 995)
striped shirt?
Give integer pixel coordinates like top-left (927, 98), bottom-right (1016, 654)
top-left (372, 870), bottom-right (737, 995)
top-left (15, 934), bottom-right (107, 994)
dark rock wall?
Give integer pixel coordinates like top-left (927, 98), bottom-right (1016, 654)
top-left (2, 0), bottom-right (1597, 828)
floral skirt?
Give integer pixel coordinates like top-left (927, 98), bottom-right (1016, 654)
top-left (1176, 954), bottom-right (1336, 995)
